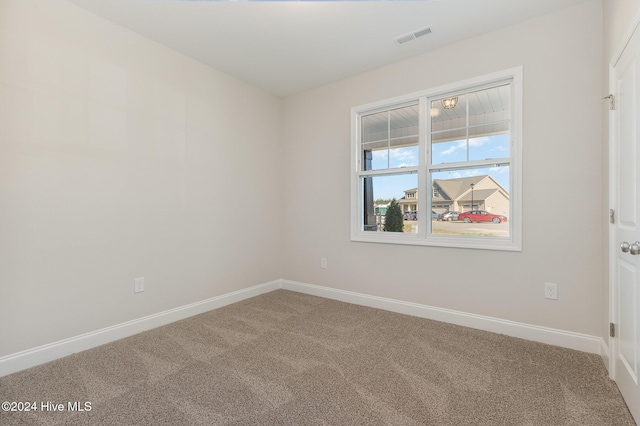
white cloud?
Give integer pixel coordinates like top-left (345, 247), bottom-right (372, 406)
top-left (469, 137), bottom-right (489, 147)
top-left (389, 146), bottom-right (418, 168)
top-left (447, 169), bottom-right (482, 180)
top-left (390, 150), bottom-right (415, 161)
top-left (441, 144), bottom-right (462, 155)
top-left (489, 166), bottom-right (509, 174)
top-left (372, 150), bottom-right (387, 159)
top-left (440, 137), bottom-right (490, 156)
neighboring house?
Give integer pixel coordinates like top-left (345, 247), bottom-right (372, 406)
top-left (373, 202), bottom-right (389, 230)
top-left (374, 203), bottom-right (389, 216)
top-left (398, 190), bottom-right (418, 214)
top-left (398, 175), bottom-right (510, 216)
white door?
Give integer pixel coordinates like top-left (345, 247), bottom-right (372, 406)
top-left (611, 21), bottom-right (640, 424)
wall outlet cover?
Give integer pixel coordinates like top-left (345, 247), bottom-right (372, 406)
top-left (544, 283), bottom-right (557, 300)
top-left (134, 277), bottom-right (145, 293)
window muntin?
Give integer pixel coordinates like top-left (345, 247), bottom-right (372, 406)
top-left (361, 104), bottom-right (419, 171)
top-left (352, 68), bottom-right (522, 251)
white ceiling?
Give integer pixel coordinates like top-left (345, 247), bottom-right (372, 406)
top-left (64, 0), bottom-right (592, 98)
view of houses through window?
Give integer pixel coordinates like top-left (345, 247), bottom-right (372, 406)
top-left (371, 172), bottom-right (510, 236)
top-left (356, 73), bottom-right (518, 243)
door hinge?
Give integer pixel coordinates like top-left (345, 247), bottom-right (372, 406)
top-left (604, 94), bottom-right (615, 110)
top-left (610, 322), bottom-right (616, 338)
top-left (610, 209), bottom-right (615, 224)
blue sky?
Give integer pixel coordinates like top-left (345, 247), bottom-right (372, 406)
top-left (370, 134), bottom-right (510, 201)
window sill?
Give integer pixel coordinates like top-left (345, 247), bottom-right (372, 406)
top-left (350, 232), bottom-right (522, 252)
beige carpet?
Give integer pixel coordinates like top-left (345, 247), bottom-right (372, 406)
top-left (0, 290), bottom-right (635, 425)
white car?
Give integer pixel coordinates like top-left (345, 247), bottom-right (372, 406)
top-left (441, 211), bottom-right (460, 221)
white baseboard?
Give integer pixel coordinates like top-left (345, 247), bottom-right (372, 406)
top-left (280, 280), bottom-right (606, 356)
top-left (0, 280), bottom-right (280, 378)
top-left (0, 278), bottom-right (607, 378)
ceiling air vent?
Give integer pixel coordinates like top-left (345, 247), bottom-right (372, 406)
top-left (394, 26), bottom-right (433, 45)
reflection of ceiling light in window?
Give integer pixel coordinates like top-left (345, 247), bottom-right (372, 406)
top-left (430, 108), bottom-right (440, 117)
top-left (441, 97), bottom-right (458, 109)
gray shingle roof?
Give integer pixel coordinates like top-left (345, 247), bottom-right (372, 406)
top-left (434, 175), bottom-right (487, 200)
top-left (457, 188), bottom-right (500, 202)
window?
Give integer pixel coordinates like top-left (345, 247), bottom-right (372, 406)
top-left (351, 67), bottom-right (522, 251)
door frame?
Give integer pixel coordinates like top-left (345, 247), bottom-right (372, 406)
top-left (608, 7), bottom-right (640, 401)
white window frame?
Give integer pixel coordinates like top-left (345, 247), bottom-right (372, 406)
top-left (350, 67), bottom-right (523, 251)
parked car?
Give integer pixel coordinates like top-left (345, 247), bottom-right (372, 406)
top-left (402, 211), bottom-right (443, 220)
top-left (458, 210), bottom-right (507, 223)
top-left (442, 211), bottom-right (460, 221)
top-left (403, 211), bottom-right (417, 221)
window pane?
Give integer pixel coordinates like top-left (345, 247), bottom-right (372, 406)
top-left (361, 110), bottom-right (388, 143)
top-left (468, 84), bottom-right (510, 126)
top-left (432, 132), bottom-right (509, 165)
top-left (389, 139), bottom-right (419, 168)
top-left (431, 94), bottom-right (467, 165)
top-left (468, 129), bottom-right (510, 162)
top-left (390, 105), bottom-right (419, 138)
top-left (431, 94), bottom-right (467, 134)
top-left (431, 138), bottom-right (467, 165)
top-left (430, 166), bottom-right (510, 238)
top-left (431, 84), bottom-right (511, 165)
top-left (361, 173), bottom-right (419, 233)
top-left (361, 145), bottom-right (388, 171)
top-left (361, 104), bottom-right (418, 171)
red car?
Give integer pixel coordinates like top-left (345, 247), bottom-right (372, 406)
top-left (458, 210), bottom-right (507, 224)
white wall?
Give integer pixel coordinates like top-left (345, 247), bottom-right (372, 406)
top-left (282, 1), bottom-right (605, 338)
top-left (604, 0), bottom-right (640, 57)
top-left (0, 0), bottom-right (283, 357)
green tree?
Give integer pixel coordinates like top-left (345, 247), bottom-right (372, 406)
top-left (384, 199), bottom-right (404, 232)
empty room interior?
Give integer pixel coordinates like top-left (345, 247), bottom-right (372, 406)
top-left (1, 0), bottom-right (640, 424)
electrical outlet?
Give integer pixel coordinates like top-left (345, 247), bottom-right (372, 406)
top-left (134, 277), bottom-right (145, 293)
top-left (544, 283), bottom-right (557, 300)
top-left (320, 258), bottom-right (327, 269)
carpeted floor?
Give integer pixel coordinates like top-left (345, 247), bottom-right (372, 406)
top-left (0, 290), bottom-right (635, 425)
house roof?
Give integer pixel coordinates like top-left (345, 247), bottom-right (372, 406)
top-left (434, 176), bottom-right (488, 201)
top-left (403, 175), bottom-right (509, 202)
top-left (457, 188), bottom-right (503, 202)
